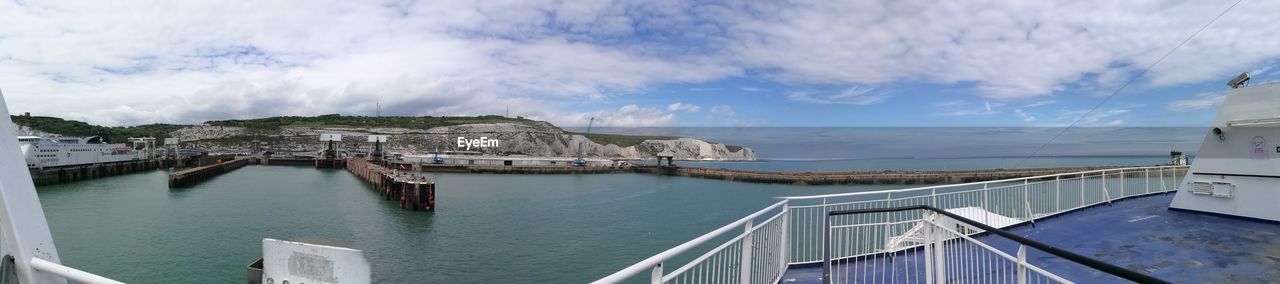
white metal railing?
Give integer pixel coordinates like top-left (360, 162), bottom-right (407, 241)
top-left (596, 165), bottom-right (1188, 283)
top-left (824, 212), bottom-right (1073, 284)
top-left (787, 165), bottom-right (1188, 265)
top-left (594, 201), bottom-right (790, 284)
top-left (30, 257), bottom-right (125, 284)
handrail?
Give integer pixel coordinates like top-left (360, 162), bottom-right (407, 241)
top-left (825, 205), bottom-right (1171, 284)
top-left (784, 165), bottom-right (1185, 200)
top-left (593, 200), bottom-right (788, 284)
top-left (30, 257), bottom-right (124, 284)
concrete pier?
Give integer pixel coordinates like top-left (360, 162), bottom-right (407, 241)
top-left (400, 162), bottom-right (631, 174)
top-left (348, 158), bottom-right (435, 211)
top-left (168, 158), bottom-right (250, 187)
top-left (29, 159), bottom-right (169, 186)
top-left (632, 165), bottom-right (1125, 185)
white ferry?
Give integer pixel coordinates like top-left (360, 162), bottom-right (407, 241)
top-left (17, 136), bottom-right (143, 168)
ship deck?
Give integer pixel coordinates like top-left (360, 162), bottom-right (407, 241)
top-left (779, 193), bottom-right (1280, 283)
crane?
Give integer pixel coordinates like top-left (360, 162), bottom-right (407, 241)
top-left (572, 117), bottom-right (594, 167)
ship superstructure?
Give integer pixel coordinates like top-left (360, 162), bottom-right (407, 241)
top-left (18, 136), bottom-right (142, 168)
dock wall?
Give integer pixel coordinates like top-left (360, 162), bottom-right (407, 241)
top-left (29, 159), bottom-right (169, 186)
top-left (404, 162), bottom-right (631, 174)
top-left (168, 158), bottom-right (250, 187)
top-left (347, 158), bottom-right (435, 211)
top-left (633, 166), bottom-right (1122, 185)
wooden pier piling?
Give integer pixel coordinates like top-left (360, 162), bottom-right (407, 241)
top-left (347, 157), bottom-right (435, 211)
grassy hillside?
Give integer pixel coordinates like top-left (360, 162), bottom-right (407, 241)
top-left (206, 114), bottom-right (550, 130)
top-left (569, 132), bottom-right (681, 147)
top-left (10, 115), bottom-right (185, 142)
top-left (12, 114), bottom-right (749, 152)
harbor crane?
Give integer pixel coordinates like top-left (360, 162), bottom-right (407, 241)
top-left (573, 117), bottom-right (594, 167)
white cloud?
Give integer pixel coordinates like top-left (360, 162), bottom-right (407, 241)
top-left (552, 104), bottom-right (677, 127)
top-left (938, 100), bottom-right (1003, 116)
top-left (1166, 92), bottom-right (1227, 111)
top-left (706, 105), bottom-right (745, 125)
top-left (1, 1), bottom-right (1278, 127)
top-left (786, 86), bottom-right (889, 105)
top-left (1022, 100), bottom-right (1057, 108)
top-left (1014, 109), bottom-right (1036, 122)
top-left (667, 102), bottom-right (701, 112)
top-left (724, 1), bottom-right (1278, 99)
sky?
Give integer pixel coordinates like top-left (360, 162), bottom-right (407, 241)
top-left (0, 0), bottom-right (1277, 127)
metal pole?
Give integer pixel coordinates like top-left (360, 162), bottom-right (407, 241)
top-left (1055, 176), bottom-right (1061, 212)
top-left (822, 211), bottom-right (831, 284)
top-left (1023, 180), bottom-right (1032, 223)
top-left (650, 262), bottom-right (663, 284)
top-left (923, 212), bottom-right (934, 284)
top-left (780, 203), bottom-right (790, 269)
top-left (982, 184), bottom-right (989, 225)
top-left (741, 219), bottom-right (753, 284)
top-left (1017, 245), bottom-right (1027, 284)
top-left (933, 217), bottom-right (947, 284)
top-left (1103, 171), bottom-right (1112, 205)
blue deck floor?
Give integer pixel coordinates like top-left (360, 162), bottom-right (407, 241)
top-left (780, 193), bottom-right (1280, 283)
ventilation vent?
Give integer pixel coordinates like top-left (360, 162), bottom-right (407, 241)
top-left (1190, 181), bottom-right (1233, 198)
top-left (1191, 181), bottom-right (1213, 195)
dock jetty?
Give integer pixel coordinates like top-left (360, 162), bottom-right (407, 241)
top-left (167, 158), bottom-right (250, 187)
top-left (29, 159), bottom-right (169, 186)
top-left (347, 157), bottom-right (435, 211)
top-left (380, 160), bottom-right (1130, 185)
top-left (632, 165), bottom-right (1123, 185)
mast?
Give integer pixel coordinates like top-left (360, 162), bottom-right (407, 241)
top-left (574, 117), bottom-right (594, 167)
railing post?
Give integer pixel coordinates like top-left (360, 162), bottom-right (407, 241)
top-left (1054, 176), bottom-right (1061, 212)
top-left (932, 217), bottom-right (947, 284)
top-left (923, 212), bottom-right (934, 284)
top-left (1103, 171), bottom-right (1112, 205)
top-left (1121, 169), bottom-right (1126, 197)
top-left (931, 188), bottom-right (938, 207)
top-left (780, 203), bottom-right (790, 270)
top-left (741, 219), bottom-right (753, 284)
top-left (822, 210), bottom-right (831, 284)
top-left (650, 262), bottom-right (663, 284)
top-left (982, 184), bottom-right (989, 225)
top-left (1145, 168), bottom-right (1151, 194)
top-left (1080, 173), bottom-right (1085, 207)
top-left (1017, 245), bottom-right (1027, 284)
top-left (1023, 180), bottom-right (1032, 223)
top-left (1160, 167), bottom-right (1167, 192)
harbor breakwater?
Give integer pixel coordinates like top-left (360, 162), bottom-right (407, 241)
top-left (390, 160), bottom-right (1130, 185)
top-left (634, 166), bottom-right (1123, 185)
top-left (347, 157), bottom-right (435, 211)
top-left (167, 158), bottom-right (250, 187)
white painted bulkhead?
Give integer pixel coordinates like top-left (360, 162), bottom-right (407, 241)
top-left (1172, 82), bottom-right (1280, 221)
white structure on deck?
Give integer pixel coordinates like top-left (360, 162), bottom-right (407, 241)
top-left (1171, 74), bottom-right (1280, 221)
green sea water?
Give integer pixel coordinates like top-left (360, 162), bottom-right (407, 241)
top-left (37, 165), bottom-right (890, 283)
top-left (36, 156), bottom-right (1166, 283)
